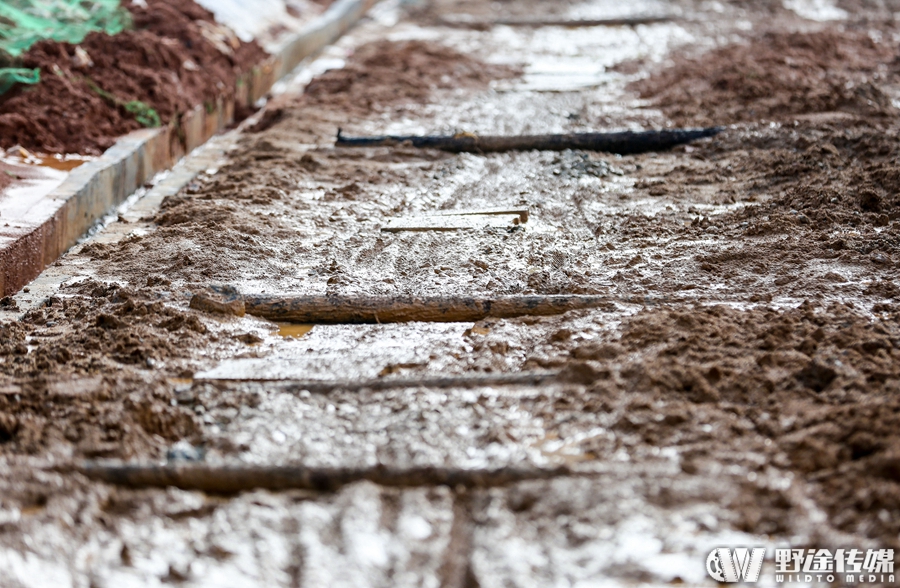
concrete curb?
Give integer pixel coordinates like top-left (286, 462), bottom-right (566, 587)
top-left (0, 0), bottom-right (379, 296)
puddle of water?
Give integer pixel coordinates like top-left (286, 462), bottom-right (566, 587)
top-left (197, 323), bottom-right (470, 381)
top-left (277, 323), bottom-right (314, 338)
top-left (535, 429), bottom-right (610, 465)
top-left (4, 150), bottom-right (93, 172)
top-left (29, 157), bottom-right (90, 172)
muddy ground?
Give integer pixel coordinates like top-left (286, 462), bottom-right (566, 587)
top-left (2, 0), bottom-right (900, 585)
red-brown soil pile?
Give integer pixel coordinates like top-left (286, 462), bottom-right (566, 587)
top-left (303, 39), bottom-right (519, 116)
top-left (249, 39), bottom-right (520, 135)
top-left (0, 0), bottom-right (267, 155)
top-left (633, 29), bottom-right (899, 126)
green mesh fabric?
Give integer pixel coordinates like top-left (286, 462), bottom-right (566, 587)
top-left (0, 0), bottom-right (130, 59)
top-left (0, 67), bottom-right (40, 94)
top-left (0, 0), bottom-right (157, 129)
top-left (0, 1), bottom-right (130, 95)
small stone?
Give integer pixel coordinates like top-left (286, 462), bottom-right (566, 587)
top-left (71, 47), bottom-right (94, 69)
top-left (235, 332), bottom-right (263, 345)
top-left (166, 440), bottom-right (204, 462)
top-left (871, 252), bottom-right (890, 265)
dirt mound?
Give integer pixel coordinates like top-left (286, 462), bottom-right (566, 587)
top-left (680, 119), bottom-right (900, 267)
top-left (0, 373), bottom-right (198, 458)
top-left (1, 279), bottom-right (209, 378)
top-left (0, 279), bottom-right (209, 457)
top-left (633, 29), bottom-right (898, 126)
top-left (554, 303), bottom-right (900, 543)
top-left (0, 0), bottom-right (266, 155)
top-left (301, 39), bottom-right (520, 117)
top-left (248, 38), bottom-right (520, 143)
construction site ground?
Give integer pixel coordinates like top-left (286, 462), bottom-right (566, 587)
top-left (2, 0), bottom-right (900, 585)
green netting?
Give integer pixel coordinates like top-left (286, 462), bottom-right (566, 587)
top-left (0, 1), bottom-right (131, 95)
top-left (0, 0), bottom-right (157, 129)
top-left (0, 0), bottom-right (131, 59)
top-left (0, 66), bottom-right (39, 93)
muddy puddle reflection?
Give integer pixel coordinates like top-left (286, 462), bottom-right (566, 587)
top-left (3, 149), bottom-right (93, 172)
top-left (276, 323), bottom-right (315, 339)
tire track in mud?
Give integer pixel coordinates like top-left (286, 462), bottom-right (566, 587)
top-left (438, 490), bottom-right (477, 588)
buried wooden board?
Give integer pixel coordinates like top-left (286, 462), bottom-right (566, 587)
top-left (195, 321), bottom-right (467, 381)
top-left (190, 293), bottom-right (612, 323)
top-left (437, 207), bottom-right (529, 222)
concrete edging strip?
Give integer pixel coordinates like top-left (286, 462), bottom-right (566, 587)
top-left (0, 0), bottom-right (379, 296)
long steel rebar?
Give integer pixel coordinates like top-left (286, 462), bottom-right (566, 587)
top-left (334, 127), bottom-right (723, 154)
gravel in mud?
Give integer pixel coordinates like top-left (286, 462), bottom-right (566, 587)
top-left (3, 0), bottom-right (900, 585)
top-left (0, 0), bottom-right (266, 155)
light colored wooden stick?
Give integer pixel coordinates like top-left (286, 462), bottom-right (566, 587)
top-left (438, 15), bottom-right (676, 30)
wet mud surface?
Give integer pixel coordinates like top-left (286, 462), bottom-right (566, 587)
top-left (3, 0), bottom-right (900, 585)
top-left (0, 0), bottom-right (266, 155)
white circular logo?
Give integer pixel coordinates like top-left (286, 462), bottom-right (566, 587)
top-left (707, 549), bottom-right (727, 582)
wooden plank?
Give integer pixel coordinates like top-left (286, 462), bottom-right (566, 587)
top-left (381, 213), bottom-right (522, 232)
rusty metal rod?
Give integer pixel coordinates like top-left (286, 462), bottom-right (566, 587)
top-left (201, 371), bottom-right (562, 389)
top-left (334, 127), bottom-right (723, 154)
top-left (77, 462), bottom-right (573, 493)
